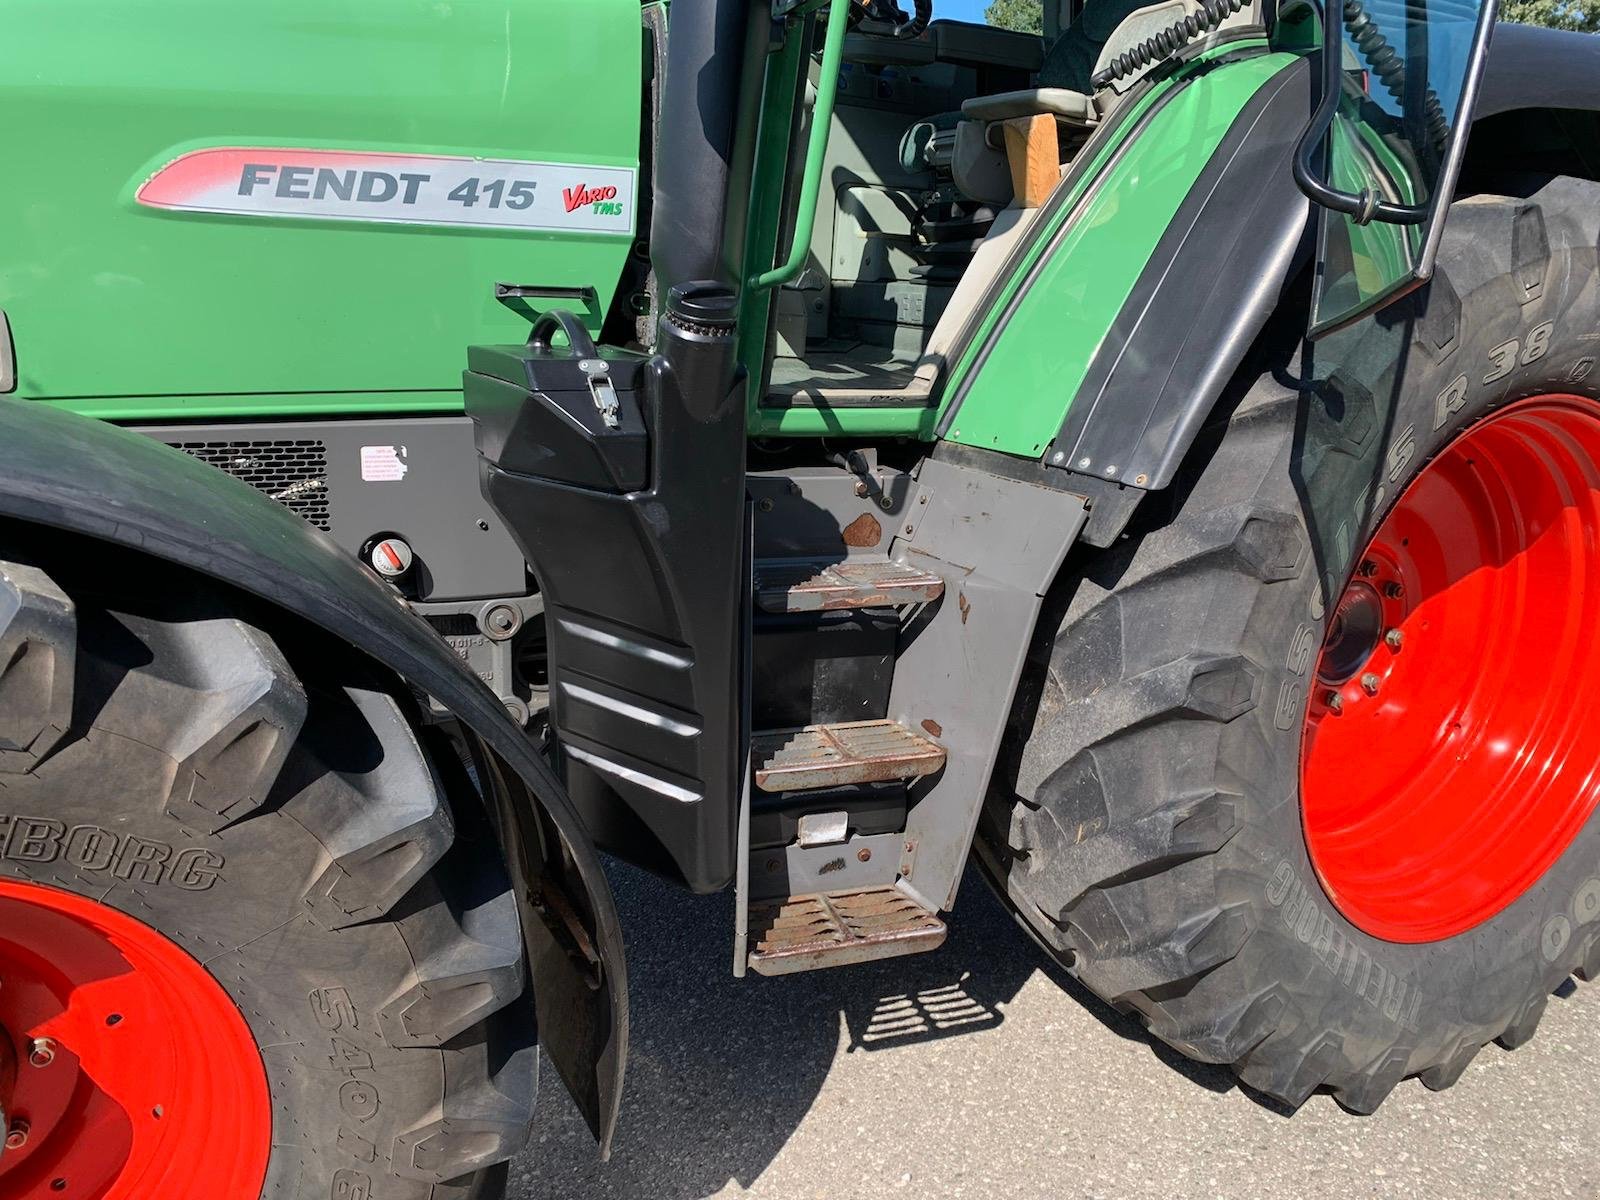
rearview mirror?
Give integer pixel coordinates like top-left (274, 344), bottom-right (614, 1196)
top-left (1292, 0), bottom-right (1500, 335)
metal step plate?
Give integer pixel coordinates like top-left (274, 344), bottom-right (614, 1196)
top-left (748, 887), bottom-right (947, 976)
top-left (754, 557), bottom-right (944, 613)
top-left (753, 719), bottom-right (946, 792)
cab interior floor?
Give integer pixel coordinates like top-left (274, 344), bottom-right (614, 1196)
top-left (767, 343), bottom-right (937, 406)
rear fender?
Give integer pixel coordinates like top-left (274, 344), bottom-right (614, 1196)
top-left (1463, 24), bottom-right (1600, 184)
top-left (937, 50), bottom-right (1316, 517)
top-left (0, 399), bottom-right (628, 1154)
top-left (946, 24), bottom-right (1600, 550)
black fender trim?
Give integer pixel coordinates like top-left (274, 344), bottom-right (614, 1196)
top-left (0, 399), bottom-right (628, 1155)
top-left (1055, 24), bottom-right (1600, 515)
top-left (1047, 56), bottom-right (1316, 494)
top-left (1476, 23), bottom-right (1600, 120)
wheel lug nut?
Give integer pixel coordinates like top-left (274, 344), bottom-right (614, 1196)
top-left (1383, 581), bottom-right (1404, 599)
top-left (1385, 628), bottom-right (1404, 652)
top-left (5, 1120), bottom-right (29, 1151)
top-left (28, 1037), bottom-right (56, 1068)
top-left (1324, 691), bottom-right (1344, 714)
top-left (1358, 560), bottom-right (1379, 577)
top-left (1360, 672), bottom-right (1381, 696)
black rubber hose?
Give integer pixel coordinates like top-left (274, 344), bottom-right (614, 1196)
top-left (1091, 0), bottom-right (1247, 90)
top-left (1341, 0), bottom-right (1451, 149)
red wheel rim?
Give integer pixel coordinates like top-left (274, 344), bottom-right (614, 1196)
top-left (0, 879), bottom-right (270, 1198)
top-left (1302, 396), bottom-right (1600, 943)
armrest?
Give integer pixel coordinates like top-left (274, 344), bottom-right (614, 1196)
top-left (960, 88), bottom-right (1097, 124)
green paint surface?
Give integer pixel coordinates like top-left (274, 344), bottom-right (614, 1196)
top-left (1, 0), bottom-right (643, 416)
top-left (738, 16), bottom-right (815, 424)
top-left (944, 51), bottom-right (1298, 457)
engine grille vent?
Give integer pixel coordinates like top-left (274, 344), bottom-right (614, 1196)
top-left (172, 439), bottom-right (331, 530)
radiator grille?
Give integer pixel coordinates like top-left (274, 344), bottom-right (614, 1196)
top-left (172, 439), bottom-right (331, 530)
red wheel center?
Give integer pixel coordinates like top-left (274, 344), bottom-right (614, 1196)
top-left (0, 880), bottom-right (270, 1199)
top-left (1302, 396), bottom-right (1600, 943)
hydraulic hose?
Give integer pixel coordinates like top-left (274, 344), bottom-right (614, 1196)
top-left (1091, 0), bottom-right (1247, 90)
top-left (1340, 0), bottom-right (1451, 150)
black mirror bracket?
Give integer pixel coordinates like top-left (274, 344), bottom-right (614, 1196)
top-left (1291, 0), bottom-right (1430, 227)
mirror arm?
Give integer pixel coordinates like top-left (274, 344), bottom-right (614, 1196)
top-left (1291, 0), bottom-right (1430, 226)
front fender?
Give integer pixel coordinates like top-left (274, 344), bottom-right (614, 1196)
top-left (0, 398), bottom-right (628, 1154)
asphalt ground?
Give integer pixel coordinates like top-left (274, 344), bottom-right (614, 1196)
top-left (508, 859), bottom-right (1600, 1200)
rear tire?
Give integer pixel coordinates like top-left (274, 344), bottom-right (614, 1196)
top-left (989, 174), bottom-right (1600, 1112)
top-left (0, 539), bottom-right (535, 1197)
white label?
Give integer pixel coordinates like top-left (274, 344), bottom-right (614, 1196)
top-left (138, 147), bottom-right (636, 236)
top-left (360, 445), bottom-right (409, 482)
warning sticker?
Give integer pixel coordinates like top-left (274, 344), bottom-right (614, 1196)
top-left (360, 445), bottom-right (409, 482)
top-left (137, 147), bottom-right (635, 236)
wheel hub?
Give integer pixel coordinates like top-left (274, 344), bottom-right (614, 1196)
top-left (1302, 396), bottom-right (1600, 943)
top-left (0, 879), bottom-right (271, 1198)
top-left (1316, 579), bottom-right (1386, 686)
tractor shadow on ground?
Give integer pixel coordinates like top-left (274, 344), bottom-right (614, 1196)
top-left (515, 859), bottom-right (1244, 1200)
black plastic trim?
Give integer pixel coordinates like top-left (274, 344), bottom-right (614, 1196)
top-left (1050, 56), bottom-right (1314, 492)
top-left (1476, 23), bottom-right (1600, 120)
top-left (472, 288), bottom-right (748, 895)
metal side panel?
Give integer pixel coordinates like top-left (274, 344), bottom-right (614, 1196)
top-left (886, 455), bottom-right (1088, 912)
top-left (138, 416), bottom-right (527, 602)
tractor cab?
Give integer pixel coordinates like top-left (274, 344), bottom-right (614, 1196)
top-left (755, 0), bottom-right (1262, 418)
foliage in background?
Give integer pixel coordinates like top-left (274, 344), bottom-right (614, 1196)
top-left (983, 0), bottom-right (1599, 32)
top-left (1499, 0), bottom-right (1600, 31)
top-left (984, 0), bottom-right (1044, 33)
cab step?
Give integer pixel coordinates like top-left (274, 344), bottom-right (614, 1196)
top-left (747, 887), bottom-right (947, 976)
top-left (754, 556), bottom-right (944, 614)
top-left (753, 719), bottom-right (945, 792)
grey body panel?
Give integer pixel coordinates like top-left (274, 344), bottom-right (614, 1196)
top-left (888, 456), bottom-right (1088, 912)
top-left (0, 398), bottom-right (627, 1153)
top-left (140, 416), bottom-right (527, 602)
top-left (1477, 23), bottom-right (1600, 119)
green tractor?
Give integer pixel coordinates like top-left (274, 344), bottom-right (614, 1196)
top-left (3, 0), bottom-right (1600, 1194)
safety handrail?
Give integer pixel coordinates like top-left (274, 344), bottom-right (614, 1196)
top-left (749, 0), bottom-right (853, 291)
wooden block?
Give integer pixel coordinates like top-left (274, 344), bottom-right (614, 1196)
top-left (1002, 114), bottom-right (1060, 209)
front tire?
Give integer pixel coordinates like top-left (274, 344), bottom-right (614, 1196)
top-left (989, 174), bottom-right (1600, 1112)
top-left (0, 540), bottom-right (535, 1198)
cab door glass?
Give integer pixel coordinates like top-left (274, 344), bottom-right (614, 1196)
top-left (1310, 0), bottom-right (1495, 333)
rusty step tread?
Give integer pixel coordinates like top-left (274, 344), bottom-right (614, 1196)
top-left (748, 886), bottom-right (947, 976)
top-left (754, 556), bottom-right (944, 614)
top-left (752, 719), bottom-right (946, 792)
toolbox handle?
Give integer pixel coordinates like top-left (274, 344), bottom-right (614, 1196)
top-left (526, 309), bottom-right (600, 359)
